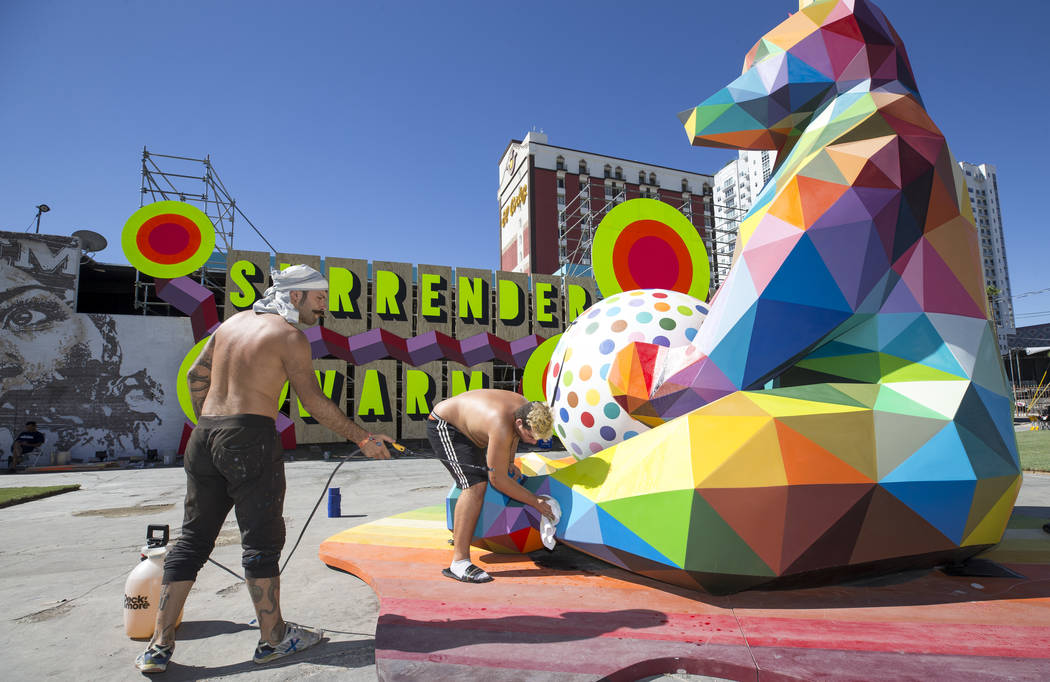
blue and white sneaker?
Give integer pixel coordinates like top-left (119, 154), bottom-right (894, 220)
top-left (252, 621), bottom-right (323, 664)
top-left (135, 643), bottom-right (174, 673)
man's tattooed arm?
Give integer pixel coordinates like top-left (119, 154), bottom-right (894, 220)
top-left (187, 336), bottom-right (215, 419)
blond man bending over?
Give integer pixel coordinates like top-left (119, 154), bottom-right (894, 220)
top-left (427, 389), bottom-right (554, 583)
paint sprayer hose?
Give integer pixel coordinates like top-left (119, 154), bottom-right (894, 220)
top-left (206, 440), bottom-right (492, 581)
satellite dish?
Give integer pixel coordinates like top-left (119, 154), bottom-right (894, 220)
top-left (72, 229), bottom-right (108, 253)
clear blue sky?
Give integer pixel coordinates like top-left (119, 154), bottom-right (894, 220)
top-left (2, 1), bottom-right (1047, 323)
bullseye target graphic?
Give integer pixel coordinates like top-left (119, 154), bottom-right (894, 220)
top-left (591, 198), bottom-right (710, 300)
top-left (122, 201), bottom-right (216, 278)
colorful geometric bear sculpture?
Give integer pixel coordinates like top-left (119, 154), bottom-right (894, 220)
top-left (457, 0), bottom-right (1021, 593)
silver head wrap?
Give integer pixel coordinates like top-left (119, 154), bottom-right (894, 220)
top-left (252, 264), bottom-right (328, 324)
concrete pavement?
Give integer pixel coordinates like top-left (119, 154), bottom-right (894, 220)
top-left (1, 455), bottom-right (1048, 681)
top-left (0, 452), bottom-right (449, 681)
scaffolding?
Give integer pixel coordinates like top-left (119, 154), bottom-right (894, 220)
top-left (134, 148), bottom-right (275, 316)
top-left (555, 181), bottom-right (741, 295)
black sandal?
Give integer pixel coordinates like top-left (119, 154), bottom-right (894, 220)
top-left (441, 564), bottom-right (493, 583)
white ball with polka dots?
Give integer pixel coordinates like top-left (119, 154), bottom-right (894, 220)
top-left (545, 288), bottom-right (708, 459)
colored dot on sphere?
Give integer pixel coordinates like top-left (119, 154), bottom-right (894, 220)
top-left (559, 408), bottom-right (569, 422)
top-left (585, 389), bottom-right (600, 406)
top-left (581, 412), bottom-right (595, 427)
top-left (611, 320), bottom-right (627, 332)
top-left (586, 322), bottom-right (599, 334)
top-left (605, 295), bottom-right (620, 304)
top-left (599, 339), bottom-right (615, 354)
top-left (629, 298), bottom-right (644, 307)
top-left (636, 312), bottom-right (653, 323)
top-left (603, 402), bottom-right (620, 419)
top-left (605, 306), bottom-right (621, 317)
top-left (587, 307), bottom-right (601, 318)
top-left (589, 442), bottom-right (603, 453)
top-left (685, 327), bottom-right (697, 340)
top-left (652, 292), bottom-right (667, 298)
top-left (579, 365), bottom-right (592, 380)
top-left (628, 331), bottom-right (645, 343)
top-left (630, 290), bottom-right (645, 296)
top-left (565, 348), bottom-right (573, 361)
top-left (600, 363), bottom-right (611, 379)
top-left (563, 371), bottom-right (573, 386)
top-left (554, 386), bottom-right (561, 400)
top-left (624, 430), bottom-right (639, 440)
top-left (659, 317), bottom-right (676, 330)
top-left (552, 362), bottom-right (560, 376)
top-left (567, 392), bottom-right (579, 408)
top-left (677, 305), bottom-right (693, 315)
top-left (600, 426), bottom-right (616, 441)
top-left (654, 302), bottom-right (670, 312)
top-left (686, 345), bottom-right (696, 354)
top-left (557, 425), bottom-right (566, 437)
top-left (653, 336), bottom-right (670, 347)
top-left (571, 443), bottom-right (582, 455)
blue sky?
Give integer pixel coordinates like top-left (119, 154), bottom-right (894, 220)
top-left (2, 1), bottom-right (1047, 323)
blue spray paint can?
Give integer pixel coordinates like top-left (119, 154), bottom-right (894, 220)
top-left (327, 487), bottom-right (341, 518)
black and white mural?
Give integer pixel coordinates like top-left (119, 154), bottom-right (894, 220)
top-left (1, 231), bottom-right (191, 461)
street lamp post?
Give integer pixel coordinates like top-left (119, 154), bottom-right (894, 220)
top-left (34, 204), bottom-right (50, 233)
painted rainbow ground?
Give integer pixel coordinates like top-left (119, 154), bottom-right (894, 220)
top-left (320, 504), bottom-right (1050, 681)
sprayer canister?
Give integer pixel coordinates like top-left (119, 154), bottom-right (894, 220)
top-left (123, 547), bottom-right (183, 638)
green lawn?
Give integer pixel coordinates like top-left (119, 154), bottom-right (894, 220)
top-left (1016, 430), bottom-right (1050, 472)
top-left (0, 485), bottom-right (80, 508)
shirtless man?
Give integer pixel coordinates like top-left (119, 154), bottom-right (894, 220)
top-left (427, 389), bottom-right (555, 583)
top-left (135, 265), bottom-right (392, 674)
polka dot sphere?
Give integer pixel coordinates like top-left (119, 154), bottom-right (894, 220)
top-left (547, 288), bottom-right (708, 459)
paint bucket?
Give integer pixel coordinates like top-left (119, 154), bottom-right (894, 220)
top-left (163, 453), bottom-right (175, 466)
top-left (327, 487), bottom-right (341, 518)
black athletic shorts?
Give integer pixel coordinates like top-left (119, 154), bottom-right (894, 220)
top-left (426, 415), bottom-right (488, 489)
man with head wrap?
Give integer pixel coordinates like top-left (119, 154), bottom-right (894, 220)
top-left (136, 264), bottom-right (392, 673)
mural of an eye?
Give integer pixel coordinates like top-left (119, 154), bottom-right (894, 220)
top-left (1, 297), bottom-right (65, 331)
top-left (591, 198), bottom-right (710, 301)
top-left (121, 201), bottom-right (216, 278)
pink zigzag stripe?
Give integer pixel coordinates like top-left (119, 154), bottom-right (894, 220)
top-left (155, 277), bottom-right (546, 367)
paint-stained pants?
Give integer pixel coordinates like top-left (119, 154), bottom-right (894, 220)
top-left (164, 414), bottom-right (286, 582)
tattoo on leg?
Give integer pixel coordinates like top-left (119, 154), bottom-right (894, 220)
top-left (158, 585), bottom-right (170, 612)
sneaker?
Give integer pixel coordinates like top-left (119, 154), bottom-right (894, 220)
top-left (252, 621), bottom-right (323, 664)
top-left (135, 643), bottom-right (174, 673)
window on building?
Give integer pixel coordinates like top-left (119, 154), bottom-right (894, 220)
top-left (557, 178), bottom-right (565, 189)
top-left (649, 172), bottom-right (657, 186)
top-left (556, 156), bottom-right (565, 171)
top-left (579, 160), bottom-right (588, 175)
top-left (681, 179), bottom-right (689, 192)
top-left (615, 166), bottom-right (623, 180)
top-left (604, 164), bottom-right (611, 178)
top-left (638, 170), bottom-right (646, 184)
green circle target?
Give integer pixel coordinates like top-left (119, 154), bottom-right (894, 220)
top-left (522, 334), bottom-right (562, 402)
top-left (591, 198), bottom-right (710, 300)
top-left (122, 201), bottom-right (216, 278)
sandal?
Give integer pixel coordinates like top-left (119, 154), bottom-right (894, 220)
top-left (441, 564), bottom-right (493, 583)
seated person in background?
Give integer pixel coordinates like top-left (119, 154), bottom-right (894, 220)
top-left (9, 421), bottom-right (44, 471)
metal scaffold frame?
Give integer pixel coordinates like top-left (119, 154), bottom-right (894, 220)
top-left (134, 147), bottom-right (276, 316)
top-left (140, 147), bottom-right (238, 254)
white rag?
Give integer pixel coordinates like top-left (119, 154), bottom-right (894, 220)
top-left (252, 264), bottom-right (328, 324)
top-left (538, 495), bottom-right (561, 550)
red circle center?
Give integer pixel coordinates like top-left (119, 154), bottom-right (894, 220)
top-left (148, 221), bottom-right (191, 254)
top-left (628, 235), bottom-right (680, 289)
